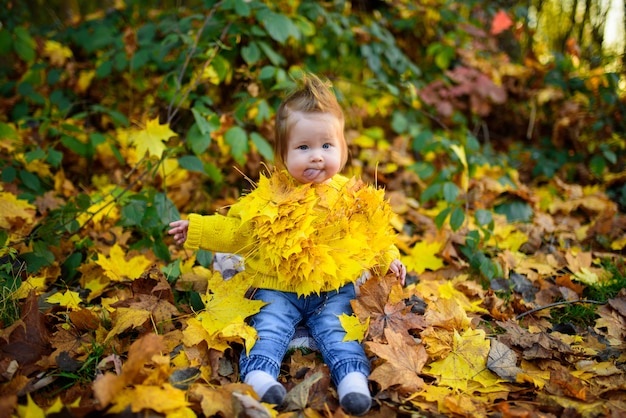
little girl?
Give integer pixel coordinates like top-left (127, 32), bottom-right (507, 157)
top-left (169, 73), bottom-right (405, 415)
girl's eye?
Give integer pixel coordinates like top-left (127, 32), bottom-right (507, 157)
top-left (322, 143), bottom-right (331, 149)
top-left (297, 145), bottom-right (308, 150)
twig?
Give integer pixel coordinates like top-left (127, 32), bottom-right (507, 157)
top-left (516, 299), bottom-right (606, 320)
top-left (166, 2), bottom-right (231, 124)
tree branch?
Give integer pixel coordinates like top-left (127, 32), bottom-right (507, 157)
top-left (515, 299), bottom-right (606, 320)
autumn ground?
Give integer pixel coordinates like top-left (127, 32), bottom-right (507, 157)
top-left (2, 152), bottom-right (626, 417)
top-left (2, 2), bottom-right (626, 417)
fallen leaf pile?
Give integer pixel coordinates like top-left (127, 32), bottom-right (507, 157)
top-left (3, 113), bottom-right (626, 417)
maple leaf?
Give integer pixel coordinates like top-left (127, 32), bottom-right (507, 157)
top-left (182, 272), bottom-right (265, 354)
top-left (46, 290), bottom-right (82, 310)
top-left (338, 313), bottom-right (369, 342)
top-left (93, 333), bottom-right (166, 407)
top-left (426, 328), bottom-right (499, 392)
top-left (16, 394), bottom-right (45, 418)
top-left (131, 117), bottom-right (177, 159)
top-left (190, 383), bottom-right (257, 417)
top-left (104, 307), bottom-right (151, 342)
top-left (401, 240), bottom-right (444, 274)
top-left (107, 383), bottom-right (191, 414)
top-left (0, 191), bottom-right (35, 229)
top-left (95, 243), bottom-right (153, 282)
top-left (42, 40), bottom-right (73, 66)
top-left (491, 10), bottom-right (513, 35)
top-left (238, 170), bottom-right (398, 295)
top-left (352, 275), bottom-right (426, 342)
top-left (422, 297), bottom-right (472, 332)
top-left (366, 328), bottom-right (427, 394)
top-left (496, 320), bottom-right (574, 361)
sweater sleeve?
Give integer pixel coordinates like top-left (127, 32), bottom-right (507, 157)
top-left (184, 211), bottom-right (253, 255)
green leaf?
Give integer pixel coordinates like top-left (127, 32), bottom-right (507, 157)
top-left (494, 200), bottom-right (533, 223)
top-left (234, 0), bottom-right (251, 16)
top-left (0, 29), bottom-right (12, 55)
top-left (178, 155), bottom-right (206, 174)
top-left (412, 130), bottom-right (432, 153)
top-left (22, 252), bottom-right (52, 273)
top-left (475, 209), bottom-right (493, 227)
top-left (241, 42), bottom-right (261, 66)
top-left (589, 154), bottom-right (605, 177)
top-left (191, 108), bottom-right (219, 135)
top-left (18, 170), bottom-right (41, 192)
top-left (260, 11), bottom-right (295, 44)
top-left (154, 192), bottom-right (180, 225)
top-left (257, 41), bottom-right (286, 66)
top-left (196, 249), bottom-right (213, 267)
top-left (224, 126), bottom-right (249, 165)
top-left (259, 65), bottom-right (276, 80)
top-left (420, 183), bottom-right (441, 203)
top-left (449, 206), bottom-right (465, 231)
top-left (391, 111), bottom-right (408, 134)
top-left (187, 123), bottom-right (212, 155)
top-left (91, 105), bottom-right (129, 127)
top-left (120, 200), bottom-right (145, 227)
top-left (13, 27), bottom-right (35, 62)
top-left (442, 182), bottom-right (459, 203)
top-left (250, 132), bottom-right (274, 162)
top-left (435, 207), bottom-right (451, 230)
top-left (205, 162), bottom-right (223, 183)
top-left (25, 148), bottom-right (45, 163)
top-left (0, 122), bottom-right (18, 140)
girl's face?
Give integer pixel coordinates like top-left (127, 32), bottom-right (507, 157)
top-left (284, 112), bottom-right (344, 184)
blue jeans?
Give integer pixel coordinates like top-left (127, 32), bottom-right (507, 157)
top-left (240, 284), bottom-right (370, 386)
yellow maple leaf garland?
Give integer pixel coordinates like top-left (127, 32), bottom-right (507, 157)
top-left (238, 170), bottom-right (397, 295)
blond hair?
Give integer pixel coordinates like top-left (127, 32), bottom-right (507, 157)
top-left (274, 73), bottom-right (348, 170)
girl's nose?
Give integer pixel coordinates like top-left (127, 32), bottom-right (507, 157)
top-left (311, 151), bottom-right (323, 162)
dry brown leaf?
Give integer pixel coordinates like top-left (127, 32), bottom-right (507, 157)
top-left (366, 328), bottom-right (427, 394)
top-left (93, 333), bottom-right (165, 408)
top-left (352, 275), bottom-right (426, 342)
top-left (487, 339), bottom-right (523, 382)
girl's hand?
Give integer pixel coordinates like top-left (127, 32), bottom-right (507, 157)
top-left (168, 220), bottom-right (190, 245)
top-left (388, 259), bottom-right (406, 286)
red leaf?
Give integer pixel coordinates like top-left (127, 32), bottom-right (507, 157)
top-left (491, 10), bottom-right (513, 35)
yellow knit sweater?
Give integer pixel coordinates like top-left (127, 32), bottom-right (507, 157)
top-left (185, 171), bottom-right (399, 295)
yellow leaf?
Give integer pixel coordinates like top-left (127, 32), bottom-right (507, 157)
top-left (77, 70), bottom-right (96, 93)
top-left (43, 40), bottom-right (73, 66)
top-left (108, 383), bottom-right (190, 414)
top-left (487, 223), bottom-right (527, 252)
top-left (131, 117), bottom-right (177, 159)
top-left (15, 275), bottom-right (47, 298)
top-left (450, 144), bottom-right (468, 192)
top-left (402, 240), bottom-right (444, 274)
top-left (438, 280), bottom-right (488, 314)
top-left (183, 273), bottom-right (265, 355)
top-left (426, 328), bottom-right (497, 391)
top-left (46, 290), bottom-right (82, 310)
top-left (16, 393), bottom-right (45, 418)
top-left (76, 185), bottom-right (120, 227)
top-left (338, 313), bottom-right (369, 342)
top-left (95, 243), bottom-right (152, 282)
top-left (0, 191), bottom-right (35, 228)
top-left (573, 267), bottom-right (599, 285)
top-left (105, 307), bottom-right (151, 342)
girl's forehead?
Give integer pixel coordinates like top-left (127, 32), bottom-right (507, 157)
top-left (289, 110), bottom-right (342, 124)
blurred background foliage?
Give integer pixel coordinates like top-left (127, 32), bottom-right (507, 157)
top-left (0, 0), bottom-right (624, 278)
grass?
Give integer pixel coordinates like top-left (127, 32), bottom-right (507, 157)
top-left (550, 258), bottom-right (626, 328)
top-left (0, 249), bottom-right (25, 328)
